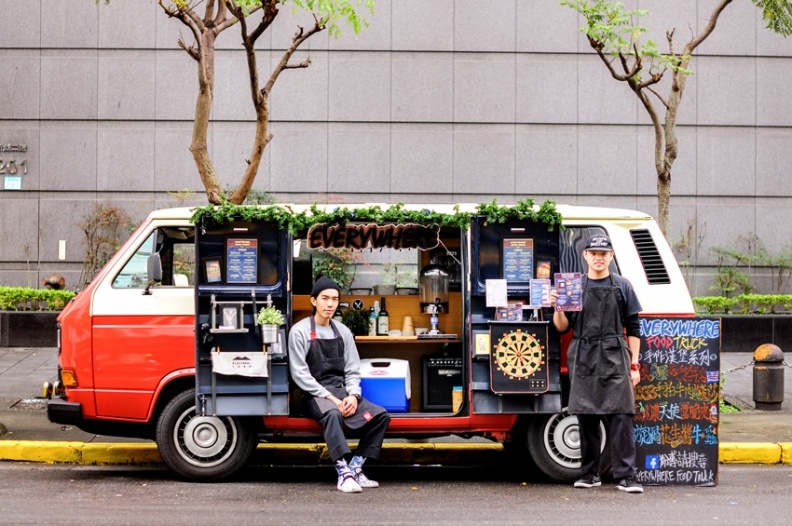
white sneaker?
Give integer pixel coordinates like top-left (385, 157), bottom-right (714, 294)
top-left (354, 469), bottom-right (380, 488)
top-left (337, 474), bottom-right (362, 493)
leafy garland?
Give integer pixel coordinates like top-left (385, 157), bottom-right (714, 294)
top-left (190, 198), bottom-right (562, 235)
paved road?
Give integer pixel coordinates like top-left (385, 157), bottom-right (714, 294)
top-left (1, 463), bottom-right (791, 525)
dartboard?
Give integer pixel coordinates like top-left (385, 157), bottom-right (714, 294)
top-left (493, 329), bottom-right (544, 380)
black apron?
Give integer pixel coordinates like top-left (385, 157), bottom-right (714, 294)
top-left (302, 317), bottom-right (386, 429)
top-left (567, 275), bottom-right (635, 414)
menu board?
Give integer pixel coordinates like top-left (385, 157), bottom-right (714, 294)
top-left (634, 316), bottom-right (721, 486)
top-left (226, 238), bottom-right (258, 284)
top-left (501, 238), bottom-right (533, 283)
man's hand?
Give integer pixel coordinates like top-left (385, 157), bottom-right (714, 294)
top-left (630, 369), bottom-right (640, 387)
top-left (340, 395), bottom-right (358, 417)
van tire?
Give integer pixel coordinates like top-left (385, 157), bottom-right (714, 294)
top-left (156, 389), bottom-right (257, 481)
top-left (526, 409), bottom-right (610, 483)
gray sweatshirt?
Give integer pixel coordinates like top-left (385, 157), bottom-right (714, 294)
top-left (287, 316), bottom-right (362, 399)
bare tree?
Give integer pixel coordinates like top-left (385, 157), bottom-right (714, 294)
top-left (101, 0), bottom-right (373, 204)
top-left (561, 0), bottom-right (792, 237)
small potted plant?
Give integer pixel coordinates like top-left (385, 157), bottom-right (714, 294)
top-left (374, 263), bottom-right (399, 295)
top-left (257, 305), bottom-right (285, 344)
top-left (341, 309), bottom-right (371, 337)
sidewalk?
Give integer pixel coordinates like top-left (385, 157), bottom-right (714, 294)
top-left (1, 347), bottom-right (791, 465)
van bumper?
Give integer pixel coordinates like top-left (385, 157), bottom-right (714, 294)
top-left (46, 398), bottom-right (83, 426)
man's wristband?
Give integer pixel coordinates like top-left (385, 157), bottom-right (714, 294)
top-left (352, 393), bottom-right (362, 401)
top-left (630, 363), bottom-right (640, 371)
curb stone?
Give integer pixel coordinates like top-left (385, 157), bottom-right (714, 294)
top-left (0, 441), bottom-right (787, 467)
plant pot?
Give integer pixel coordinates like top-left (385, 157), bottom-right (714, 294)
top-left (373, 285), bottom-right (396, 295)
top-left (261, 324), bottom-right (279, 344)
top-left (348, 287), bottom-right (373, 296)
top-left (395, 287), bottom-right (419, 295)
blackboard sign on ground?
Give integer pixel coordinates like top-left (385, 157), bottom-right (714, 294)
top-left (634, 316), bottom-right (721, 486)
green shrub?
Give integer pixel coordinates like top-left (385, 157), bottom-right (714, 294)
top-left (0, 287), bottom-right (76, 311)
top-left (693, 294), bottom-right (792, 314)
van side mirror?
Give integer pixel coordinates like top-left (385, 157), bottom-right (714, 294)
top-left (143, 253), bottom-right (163, 295)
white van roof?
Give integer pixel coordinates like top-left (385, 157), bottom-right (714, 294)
top-left (146, 203), bottom-right (653, 222)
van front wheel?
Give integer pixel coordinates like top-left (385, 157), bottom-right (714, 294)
top-left (156, 389), bottom-right (257, 481)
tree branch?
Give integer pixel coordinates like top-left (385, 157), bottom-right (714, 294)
top-left (688, 0), bottom-right (733, 52)
top-left (204, 0), bottom-right (216, 25)
top-left (159, 1), bottom-right (204, 61)
top-left (217, 0), bottom-right (263, 33)
top-left (177, 38), bottom-right (201, 61)
top-left (588, 36), bottom-right (633, 82)
top-left (263, 13), bottom-right (325, 97)
top-left (646, 86), bottom-right (669, 109)
top-left (249, 0), bottom-right (279, 42)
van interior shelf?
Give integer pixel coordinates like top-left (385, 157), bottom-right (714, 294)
top-left (355, 336), bottom-right (461, 343)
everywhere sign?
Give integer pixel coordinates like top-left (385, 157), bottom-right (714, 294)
top-left (306, 222), bottom-right (440, 251)
top-left (634, 316), bottom-right (721, 486)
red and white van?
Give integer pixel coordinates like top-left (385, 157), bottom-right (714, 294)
top-left (44, 203), bottom-right (694, 481)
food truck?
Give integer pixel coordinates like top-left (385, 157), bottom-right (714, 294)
top-left (44, 201), bottom-right (695, 482)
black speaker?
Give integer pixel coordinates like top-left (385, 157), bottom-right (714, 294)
top-left (422, 354), bottom-right (463, 411)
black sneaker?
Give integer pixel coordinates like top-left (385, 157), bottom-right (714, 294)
top-left (617, 478), bottom-right (644, 493)
top-left (573, 474), bottom-right (602, 488)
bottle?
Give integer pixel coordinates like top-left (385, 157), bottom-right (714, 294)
top-left (452, 386), bottom-right (463, 413)
top-left (368, 306), bottom-right (377, 336)
top-left (377, 297), bottom-right (389, 336)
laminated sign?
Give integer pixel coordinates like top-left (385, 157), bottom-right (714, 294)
top-left (211, 352), bottom-right (268, 377)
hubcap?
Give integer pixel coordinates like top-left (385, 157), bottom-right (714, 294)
top-left (543, 410), bottom-right (608, 469)
top-left (544, 413), bottom-right (582, 469)
top-left (173, 406), bottom-right (238, 467)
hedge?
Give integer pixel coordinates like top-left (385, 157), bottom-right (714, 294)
top-left (693, 294), bottom-right (792, 314)
top-left (0, 287), bottom-right (76, 311)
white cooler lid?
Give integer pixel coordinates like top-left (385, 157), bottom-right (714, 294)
top-left (359, 358), bottom-right (411, 399)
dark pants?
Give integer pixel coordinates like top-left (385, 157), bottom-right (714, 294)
top-left (577, 413), bottom-right (637, 480)
top-left (319, 409), bottom-right (391, 462)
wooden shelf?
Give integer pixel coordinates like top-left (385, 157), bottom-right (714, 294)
top-left (292, 293), bottom-right (463, 327)
top-left (355, 336), bottom-right (461, 344)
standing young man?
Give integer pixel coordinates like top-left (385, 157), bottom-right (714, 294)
top-left (288, 276), bottom-right (391, 493)
top-left (550, 234), bottom-right (644, 494)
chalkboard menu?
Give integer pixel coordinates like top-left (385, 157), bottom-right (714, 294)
top-left (634, 316), bottom-right (721, 486)
top-left (226, 238), bottom-right (258, 284)
top-left (501, 238), bottom-right (533, 283)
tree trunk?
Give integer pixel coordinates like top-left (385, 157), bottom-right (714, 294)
top-left (229, 101), bottom-right (270, 204)
top-left (191, 29), bottom-right (223, 205)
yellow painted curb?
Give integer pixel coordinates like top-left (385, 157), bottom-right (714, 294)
top-left (779, 442), bottom-right (792, 465)
top-left (2, 441), bottom-right (790, 466)
top-left (719, 442), bottom-right (781, 464)
top-left (81, 443), bottom-right (161, 465)
top-left (0, 441), bottom-right (82, 463)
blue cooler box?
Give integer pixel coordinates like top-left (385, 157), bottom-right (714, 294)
top-left (359, 358), bottom-right (411, 413)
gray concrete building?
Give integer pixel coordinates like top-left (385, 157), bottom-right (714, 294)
top-left (1, 0), bottom-right (790, 297)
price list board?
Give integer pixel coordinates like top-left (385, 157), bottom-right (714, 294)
top-left (634, 316), bottom-right (721, 486)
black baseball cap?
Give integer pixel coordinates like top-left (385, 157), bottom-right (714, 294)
top-left (584, 234), bottom-right (613, 252)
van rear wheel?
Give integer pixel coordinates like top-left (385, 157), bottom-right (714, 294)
top-left (156, 389), bottom-right (257, 481)
top-left (526, 409), bottom-right (609, 483)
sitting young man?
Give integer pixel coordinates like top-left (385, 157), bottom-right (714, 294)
top-left (288, 276), bottom-right (391, 493)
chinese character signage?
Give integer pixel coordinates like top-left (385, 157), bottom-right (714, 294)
top-left (635, 316), bottom-right (721, 486)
